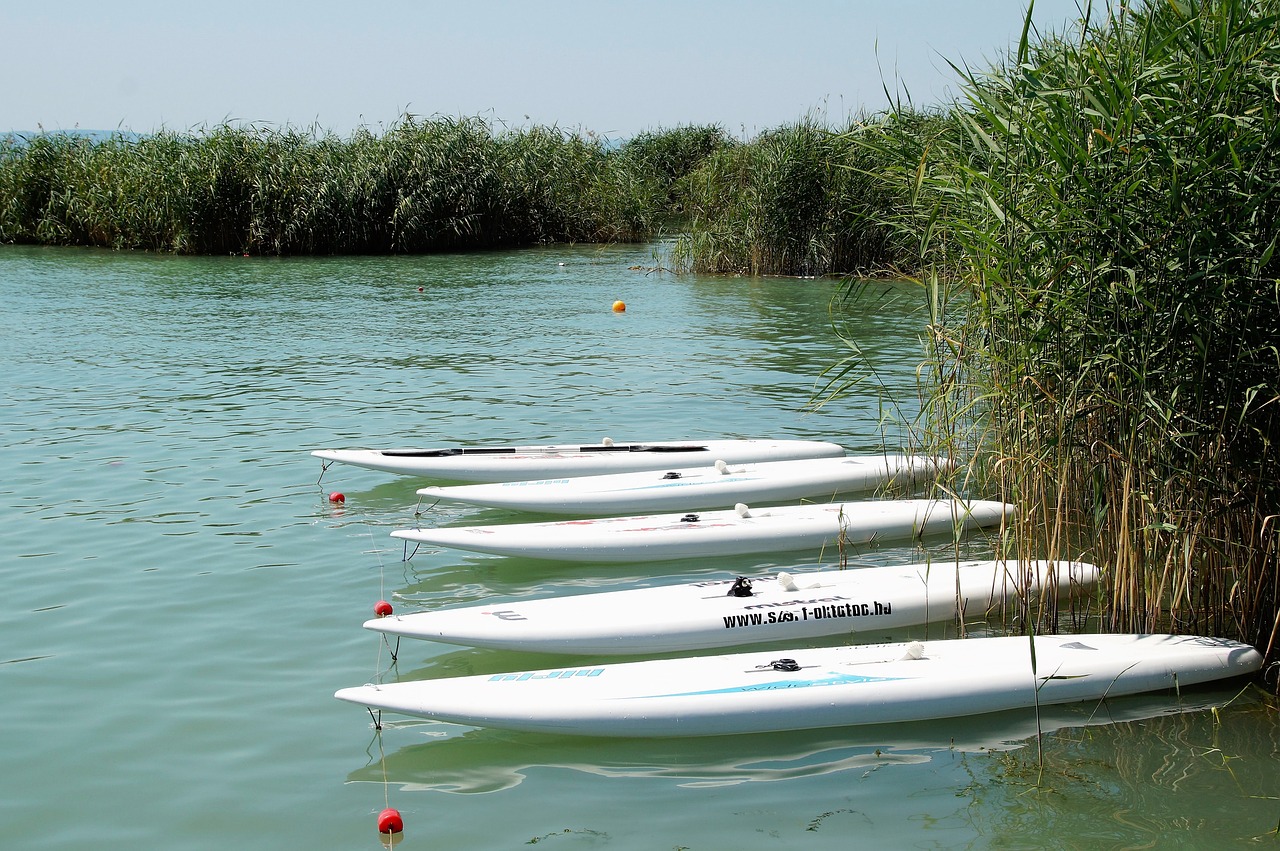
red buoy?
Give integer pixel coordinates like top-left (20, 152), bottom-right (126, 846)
top-left (328, 491), bottom-right (345, 504)
top-left (378, 807), bottom-right (404, 835)
top-left (374, 600), bottom-right (394, 617)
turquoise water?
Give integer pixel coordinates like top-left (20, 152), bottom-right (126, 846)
top-left (1, 243), bottom-right (1275, 850)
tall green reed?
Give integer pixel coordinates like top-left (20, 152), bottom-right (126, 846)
top-left (671, 117), bottom-right (915, 277)
top-left (617, 124), bottom-right (733, 221)
top-left (835, 0), bottom-right (1279, 663)
top-left (0, 118), bottom-right (723, 255)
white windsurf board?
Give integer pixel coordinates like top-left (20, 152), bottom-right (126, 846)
top-left (335, 633), bottom-right (1263, 737)
top-left (415, 454), bottom-right (951, 515)
top-left (366, 559), bottom-right (1098, 654)
top-left (391, 498), bottom-right (1015, 563)
top-left (312, 438), bottom-right (845, 482)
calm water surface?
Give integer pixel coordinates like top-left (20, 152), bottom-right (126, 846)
top-left (1, 244), bottom-right (1276, 850)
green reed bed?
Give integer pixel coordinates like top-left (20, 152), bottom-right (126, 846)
top-left (671, 117), bottom-right (918, 277)
top-left (842, 0), bottom-right (1279, 663)
top-left (616, 124), bottom-right (732, 220)
top-left (0, 118), bottom-right (725, 255)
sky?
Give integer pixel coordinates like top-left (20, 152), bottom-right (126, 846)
top-left (1, 1), bottom-right (1089, 139)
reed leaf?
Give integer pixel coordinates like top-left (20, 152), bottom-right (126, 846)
top-left (0, 117), bottom-right (724, 255)
top-left (834, 0), bottom-right (1279, 668)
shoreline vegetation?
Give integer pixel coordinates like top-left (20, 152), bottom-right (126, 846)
top-left (0, 119), bottom-right (728, 256)
top-left (833, 0), bottom-right (1278, 681)
top-left (3, 0), bottom-right (1276, 682)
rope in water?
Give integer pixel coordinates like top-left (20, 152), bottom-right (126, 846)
top-left (365, 524), bottom-right (404, 841)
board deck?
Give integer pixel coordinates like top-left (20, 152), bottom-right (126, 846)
top-left (391, 498), bottom-right (1015, 563)
top-left (334, 633), bottom-right (1263, 737)
top-left (312, 438), bottom-right (845, 482)
top-left (415, 454), bottom-right (951, 516)
top-left (365, 559), bottom-right (1098, 654)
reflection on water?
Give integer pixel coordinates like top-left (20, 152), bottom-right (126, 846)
top-left (952, 688), bottom-right (1280, 847)
top-left (347, 688), bottom-right (1271, 796)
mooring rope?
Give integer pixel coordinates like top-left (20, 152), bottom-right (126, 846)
top-left (364, 527), bottom-right (402, 840)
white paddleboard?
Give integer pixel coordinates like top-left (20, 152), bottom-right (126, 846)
top-left (415, 454), bottom-right (951, 515)
top-left (335, 633), bottom-right (1263, 737)
top-left (312, 438), bottom-right (845, 482)
top-left (391, 498), bottom-right (1015, 563)
top-left (365, 560), bottom-right (1098, 654)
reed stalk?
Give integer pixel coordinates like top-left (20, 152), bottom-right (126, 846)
top-left (0, 118), bottom-right (724, 255)
top-left (671, 116), bottom-right (916, 277)
top-left (832, 0), bottom-right (1279, 675)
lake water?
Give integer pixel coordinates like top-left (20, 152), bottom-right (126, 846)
top-left (2, 243), bottom-right (1276, 850)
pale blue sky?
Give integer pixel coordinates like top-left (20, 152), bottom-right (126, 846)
top-left (2, 0), bottom-right (1088, 138)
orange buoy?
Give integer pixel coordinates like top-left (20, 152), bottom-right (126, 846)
top-left (612, 300), bottom-right (626, 312)
top-left (374, 600), bottom-right (393, 617)
top-left (377, 807), bottom-right (404, 835)
top-left (328, 491), bottom-right (345, 504)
